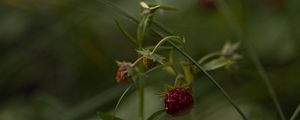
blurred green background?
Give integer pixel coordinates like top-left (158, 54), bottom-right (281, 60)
top-left (0, 0), bottom-right (299, 120)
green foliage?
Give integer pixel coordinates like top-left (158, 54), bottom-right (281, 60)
top-left (97, 112), bottom-right (123, 120)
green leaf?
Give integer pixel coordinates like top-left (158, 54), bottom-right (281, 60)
top-left (137, 49), bottom-right (165, 64)
top-left (113, 18), bottom-right (137, 46)
top-left (221, 41), bottom-right (240, 57)
top-left (202, 57), bottom-right (233, 71)
top-left (137, 15), bottom-right (151, 46)
top-left (147, 110), bottom-right (165, 120)
top-left (97, 112), bottom-right (123, 120)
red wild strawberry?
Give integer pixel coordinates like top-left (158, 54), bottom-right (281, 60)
top-left (164, 88), bottom-right (194, 116)
top-left (115, 65), bottom-right (131, 84)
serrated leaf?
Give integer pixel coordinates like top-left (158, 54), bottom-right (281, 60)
top-left (113, 18), bottom-right (137, 46)
top-left (202, 57), bottom-right (233, 71)
top-left (147, 110), bottom-right (165, 120)
top-left (137, 49), bottom-right (165, 64)
top-left (97, 112), bottom-right (123, 120)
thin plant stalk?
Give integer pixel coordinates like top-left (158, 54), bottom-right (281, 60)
top-left (290, 104), bottom-right (300, 120)
top-left (151, 36), bottom-right (181, 54)
top-left (216, 1), bottom-right (286, 119)
top-left (247, 44), bottom-right (286, 120)
top-left (98, 0), bottom-right (248, 119)
top-left (112, 85), bottom-right (133, 120)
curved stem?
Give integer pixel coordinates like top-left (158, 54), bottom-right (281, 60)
top-left (112, 85), bottom-right (133, 120)
top-left (151, 36), bottom-right (182, 55)
top-left (197, 52), bottom-right (221, 64)
top-left (132, 56), bottom-right (145, 66)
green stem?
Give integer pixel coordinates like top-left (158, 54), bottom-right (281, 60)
top-left (247, 44), bottom-right (286, 120)
top-left (98, 0), bottom-right (247, 119)
top-left (151, 23), bottom-right (248, 120)
top-left (139, 78), bottom-right (145, 120)
top-left (217, 0), bottom-right (286, 119)
top-left (112, 85), bottom-right (133, 120)
top-left (151, 36), bottom-right (181, 54)
top-left (165, 37), bottom-right (248, 120)
top-left (197, 52), bottom-right (221, 64)
top-left (290, 104), bottom-right (300, 120)
top-left (132, 56), bottom-right (145, 66)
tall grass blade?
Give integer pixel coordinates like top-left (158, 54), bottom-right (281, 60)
top-left (290, 104), bottom-right (300, 120)
top-left (113, 18), bottom-right (137, 46)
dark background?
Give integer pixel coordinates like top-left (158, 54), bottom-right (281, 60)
top-left (0, 0), bottom-right (299, 120)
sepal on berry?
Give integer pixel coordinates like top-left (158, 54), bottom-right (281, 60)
top-left (137, 49), bottom-right (165, 70)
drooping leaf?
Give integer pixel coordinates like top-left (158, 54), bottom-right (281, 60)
top-left (97, 112), bottom-right (123, 120)
top-left (202, 57), bottom-right (233, 71)
top-left (113, 18), bottom-right (137, 46)
top-left (147, 110), bottom-right (165, 120)
top-left (221, 41), bottom-right (240, 57)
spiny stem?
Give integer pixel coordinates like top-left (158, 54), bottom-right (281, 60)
top-left (151, 36), bottom-right (181, 54)
top-left (290, 104), bottom-right (300, 120)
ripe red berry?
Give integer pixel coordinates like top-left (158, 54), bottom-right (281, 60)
top-left (115, 65), bottom-right (131, 84)
top-left (164, 88), bottom-right (194, 116)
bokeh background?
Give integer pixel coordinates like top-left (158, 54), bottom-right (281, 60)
top-left (0, 0), bottom-right (299, 120)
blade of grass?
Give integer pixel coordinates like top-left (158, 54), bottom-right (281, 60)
top-left (217, 1), bottom-right (286, 119)
top-left (62, 85), bottom-right (127, 120)
top-left (247, 43), bottom-right (286, 120)
top-left (290, 104), bottom-right (300, 120)
top-left (112, 84), bottom-right (133, 120)
top-left (113, 18), bottom-right (137, 46)
top-left (96, 0), bottom-right (248, 119)
top-left (147, 109), bottom-right (165, 120)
